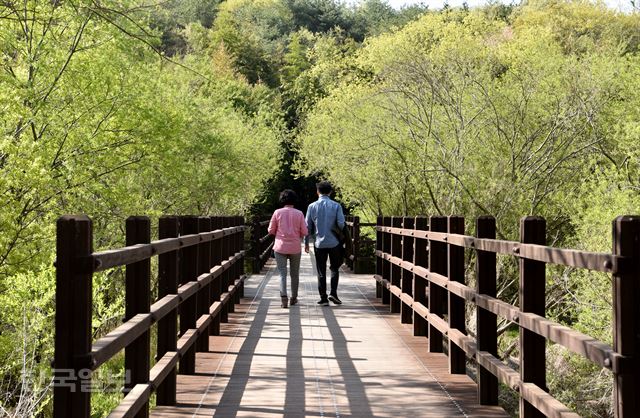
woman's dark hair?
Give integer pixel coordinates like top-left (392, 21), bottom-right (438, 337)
top-left (316, 181), bottom-right (332, 195)
top-left (279, 189), bottom-right (297, 206)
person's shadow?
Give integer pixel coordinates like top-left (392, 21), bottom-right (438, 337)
top-left (284, 304), bottom-right (305, 417)
top-left (212, 298), bottom-right (271, 417)
top-left (321, 305), bottom-right (374, 417)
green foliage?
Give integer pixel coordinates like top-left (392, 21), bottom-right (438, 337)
top-left (566, 166), bottom-right (640, 343)
top-left (548, 346), bottom-right (614, 417)
top-left (298, 4), bottom-right (640, 236)
top-left (282, 0), bottom-right (430, 42)
top-left (514, 0), bottom-right (640, 55)
top-left (0, 266), bottom-right (55, 416)
top-left (351, 0), bottom-right (429, 38)
top-left (0, 0), bottom-right (280, 414)
top-left (295, 2), bottom-right (640, 415)
top-left (281, 28), bottom-right (364, 126)
top-left (167, 0), bottom-right (221, 28)
top-left (282, 31), bottom-right (314, 86)
top-left (209, 0), bottom-right (293, 85)
top-left (0, 0), bottom-right (280, 276)
top-left (151, 0), bottom-right (222, 55)
top-left (286, 0), bottom-right (356, 35)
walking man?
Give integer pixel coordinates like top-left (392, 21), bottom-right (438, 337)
top-left (305, 181), bottom-right (345, 306)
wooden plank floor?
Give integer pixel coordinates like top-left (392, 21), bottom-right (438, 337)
top-left (151, 252), bottom-right (509, 418)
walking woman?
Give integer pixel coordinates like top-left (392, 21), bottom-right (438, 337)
top-left (268, 189), bottom-right (308, 308)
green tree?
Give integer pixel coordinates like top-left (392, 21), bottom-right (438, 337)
top-left (0, 1), bottom-right (281, 414)
top-left (209, 0), bottom-right (294, 85)
top-left (286, 0), bottom-right (355, 35)
top-left (295, 5), bottom-right (640, 414)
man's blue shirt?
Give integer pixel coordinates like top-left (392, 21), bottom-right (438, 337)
top-left (305, 195), bottom-right (345, 248)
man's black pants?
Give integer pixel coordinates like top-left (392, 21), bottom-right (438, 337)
top-left (314, 245), bottom-right (342, 299)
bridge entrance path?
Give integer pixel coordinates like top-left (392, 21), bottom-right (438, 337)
top-left (151, 250), bottom-right (508, 418)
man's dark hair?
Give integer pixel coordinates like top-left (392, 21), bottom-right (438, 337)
top-left (279, 189), bottom-right (297, 206)
top-left (316, 181), bottom-right (332, 195)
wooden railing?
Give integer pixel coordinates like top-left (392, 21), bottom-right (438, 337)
top-left (345, 216), bottom-right (376, 273)
top-left (344, 216), bottom-right (359, 272)
top-left (251, 218), bottom-right (274, 273)
top-left (53, 215), bottom-right (246, 418)
top-left (375, 215), bottom-right (639, 418)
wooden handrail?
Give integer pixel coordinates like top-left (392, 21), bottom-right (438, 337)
top-left (375, 226), bottom-right (630, 274)
top-left (90, 226), bottom-right (245, 272)
top-left (91, 252), bottom-right (244, 370)
top-left (54, 215), bottom-right (247, 418)
top-left (251, 217), bottom-right (274, 273)
top-left (375, 214), bottom-right (639, 418)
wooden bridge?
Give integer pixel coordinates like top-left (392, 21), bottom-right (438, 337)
top-left (150, 253), bottom-right (505, 417)
top-left (52, 214), bottom-right (639, 418)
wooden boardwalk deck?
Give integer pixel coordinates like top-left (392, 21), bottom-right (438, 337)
top-left (151, 252), bottom-right (508, 418)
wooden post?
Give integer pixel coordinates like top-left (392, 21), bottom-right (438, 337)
top-left (612, 216), bottom-right (640, 418)
top-left (124, 216), bottom-right (151, 418)
top-left (157, 216), bottom-right (179, 406)
top-left (448, 216), bottom-right (465, 374)
top-left (237, 216), bottom-right (244, 299)
top-left (196, 217), bottom-right (211, 352)
top-left (54, 216), bottom-right (93, 418)
top-left (259, 218), bottom-right (264, 273)
top-left (376, 216), bottom-right (383, 299)
top-left (179, 215), bottom-right (199, 375)
top-left (401, 217), bottom-right (415, 324)
top-left (252, 219), bottom-right (261, 273)
top-left (428, 216), bottom-right (447, 353)
top-left (519, 216), bottom-right (546, 418)
top-left (263, 218), bottom-right (272, 270)
top-left (221, 216), bottom-right (230, 323)
top-left (476, 216), bottom-right (498, 405)
top-left (228, 217), bottom-right (235, 309)
top-left (390, 217), bottom-right (402, 314)
top-left (230, 216), bottom-right (239, 304)
top-left (226, 216), bottom-right (236, 314)
top-left (382, 216), bottom-right (391, 305)
top-left (413, 216), bottom-right (429, 337)
top-left (259, 218), bottom-right (267, 271)
top-left (210, 217), bottom-right (222, 336)
top-left (238, 216), bottom-right (246, 299)
top-left (353, 217), bottom-right (360, 273)
top-left (344, 216), bottom-right (352, 270)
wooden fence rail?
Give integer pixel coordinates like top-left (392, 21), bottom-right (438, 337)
top-left (345, 216), bottom-right (376, 274)
top-left (345, 216), bottom-right (359, 272)
top-left (375, 215), bottom-right (639, 418)
top-left (54, 215), bottom-right (246, 418)
top-left (251, 218), bottom-right (274, 273)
